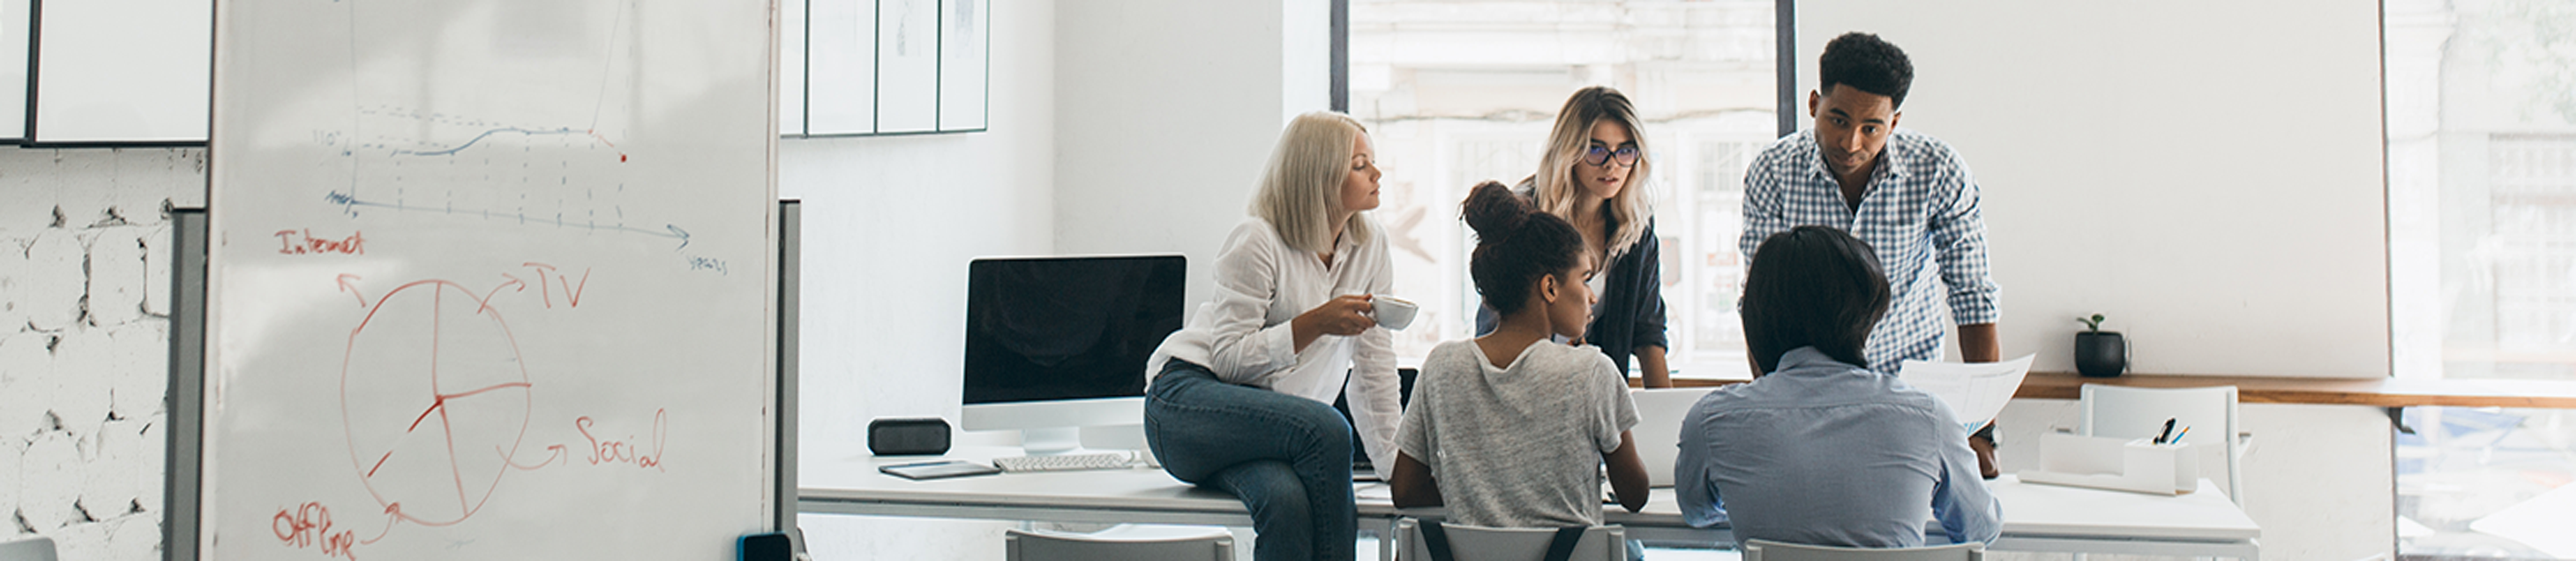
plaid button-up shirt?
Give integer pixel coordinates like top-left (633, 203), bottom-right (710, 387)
top-left (1739, 127), bottom-right (2000, 373)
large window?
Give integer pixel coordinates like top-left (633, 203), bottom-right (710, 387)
top-left (1349, 0), bottom-right (1777, 374)
top-left (2386, 0), bottom-right (2576, 557)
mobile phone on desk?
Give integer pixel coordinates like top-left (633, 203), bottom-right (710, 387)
top-left (880, 460), bottom-right (1001, 480)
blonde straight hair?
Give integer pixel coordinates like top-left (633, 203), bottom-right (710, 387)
top-left (1252, 111), bottom-right (1373, 254)
top-left (1530, 86), bottom-right (1653, 260)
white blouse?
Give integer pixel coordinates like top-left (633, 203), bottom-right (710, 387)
top-left (1148, 216), bottom-right (1402, 479)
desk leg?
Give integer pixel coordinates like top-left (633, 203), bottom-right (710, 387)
top-left (1375, 518), bottom-right (1396, 561)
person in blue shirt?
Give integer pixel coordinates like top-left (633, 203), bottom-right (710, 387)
top-left (1739, 31), bottom-right (2005, 476)
top-left (1674, 225), bottom-right (2001, 548)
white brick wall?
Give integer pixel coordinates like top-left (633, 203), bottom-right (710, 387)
top-left (2, 147), bottom-right (204, 561)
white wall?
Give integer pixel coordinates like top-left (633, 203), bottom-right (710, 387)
top-left (0, 148), bottom-right (204, 561)
top-left (1797, 0), bottom-right (2390, 378)
top-left (781, 1), bottom-right (1057, 558)
top-left (1052, 0), bottom-right (1333, 305)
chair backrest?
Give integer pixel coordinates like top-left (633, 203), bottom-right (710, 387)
top-left (0, 536), bottom-right (57, 561)
top-left (1741, 539), bottom-right (1982, 561)
top-left (1396, 518), bottom-right (1627, 561)
top-left (1630, 387), bottom-right (1718, 488)
top-left (1003, 527), bottom-right (1232, 561)
top-left (2078, 384), bottom-right (2243, 505)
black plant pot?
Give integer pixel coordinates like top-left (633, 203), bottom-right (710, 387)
top-left (2075, 331), bottom-right (2128, 378)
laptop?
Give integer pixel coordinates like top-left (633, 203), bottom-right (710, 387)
top-left (1333, 367), bottom-right (1418, 480)
top-left (1629, 387), bottom-right (1719, 488)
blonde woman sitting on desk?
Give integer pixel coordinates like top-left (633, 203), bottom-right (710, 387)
top-left (1142, 111), bottom-right (1403, 561)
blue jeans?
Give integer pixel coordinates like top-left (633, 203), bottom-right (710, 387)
top-left (1143, 361), bottom-right (1356, 561)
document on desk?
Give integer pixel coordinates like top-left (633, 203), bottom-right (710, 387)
top-left (1356, 482), bottom-right (1393, 502)
top-left (1900, 354), bottom-right (2036, 434)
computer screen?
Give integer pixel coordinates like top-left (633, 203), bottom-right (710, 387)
top-left (962, 255), bottom-right (1186, 406)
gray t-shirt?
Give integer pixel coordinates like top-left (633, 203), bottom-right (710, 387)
top-left (1398, 339), bottom-right (1639, 527)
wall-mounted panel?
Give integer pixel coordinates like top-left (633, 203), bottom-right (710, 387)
top-left (783, 0), bottom-right (808, 136)
top-left (936, 0), bottom-right (986, 131)
top-left (32, 0), bottom-right (210, 144)
top-left (875, 0), bottom-right (939, 134)
top-left (806, 0), bottom-right (874, 134)
top-left (0, 0), bottom-right (29, 141)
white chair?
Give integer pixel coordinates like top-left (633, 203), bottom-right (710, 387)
top-left (1003, 525), bottom-right (1232, 561)
top-left (2078, 384), bottom-right (2249, 505)
top-left (0, 536), bottom-right (56, 561)
top-left (1395, 518), bottom-right (1627, 561)
top-left (1740, 539), bottom-right (1983, 560)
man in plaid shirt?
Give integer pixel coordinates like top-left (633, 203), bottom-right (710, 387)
top-left (1739, 32), bottom-right (2005, 476)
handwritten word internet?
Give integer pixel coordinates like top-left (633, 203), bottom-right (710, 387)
top-left (276, 228), bottom-right (366, 256)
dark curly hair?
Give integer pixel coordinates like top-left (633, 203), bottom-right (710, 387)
top-left (1741, 226), bottom-right (1891, 374)
top-left (1462, 181), bottom-right (1585, 317)
top-left (1819, 32), bottom-right (1914, 108)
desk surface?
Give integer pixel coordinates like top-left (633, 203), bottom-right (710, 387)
top-left (1661, 371), bottom-right (2576, 409)
top-left (804, 446), bottom-right (2258, 549)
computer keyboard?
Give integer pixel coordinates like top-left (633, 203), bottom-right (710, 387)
top-left (992, 452), bottom-right (1133, 473)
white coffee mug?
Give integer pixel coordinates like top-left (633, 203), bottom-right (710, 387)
top-left (1371, 295), bottom-right (1418, 331)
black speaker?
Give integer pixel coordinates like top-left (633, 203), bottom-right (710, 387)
top-left (867, 417), bottom-right (951, 456)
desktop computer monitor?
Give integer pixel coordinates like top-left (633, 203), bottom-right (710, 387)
top-left (959, 255), bottom-right (1186, 455)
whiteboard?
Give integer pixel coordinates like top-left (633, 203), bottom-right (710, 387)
top-left (31, 0), bottom-right (208, 144)
top-left (1797, 0), bottom-right (2386, 378)
top-left (203, 1), bottom-right (777, 560)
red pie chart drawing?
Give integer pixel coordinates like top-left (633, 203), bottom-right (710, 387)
top-left (339, 280), bottom-right (534, 527)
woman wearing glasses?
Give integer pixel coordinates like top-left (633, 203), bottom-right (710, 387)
top-left (1478, 86), bottom-right (1673, 387)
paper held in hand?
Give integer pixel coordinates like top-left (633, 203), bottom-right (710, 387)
top-left (1898, 354), bottom-right (2037, 434)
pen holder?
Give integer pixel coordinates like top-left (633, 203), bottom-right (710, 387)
top-left (2020, 432), bottom-right (2197, 495)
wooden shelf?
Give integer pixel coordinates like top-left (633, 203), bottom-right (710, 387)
top-left (2016, 372), bottom-right (2576, 408)
top-left (1654, 372), bottom-right (2576, 409)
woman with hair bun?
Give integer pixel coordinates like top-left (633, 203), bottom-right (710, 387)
top-left (1389, 181), bottom-right (1650, 533)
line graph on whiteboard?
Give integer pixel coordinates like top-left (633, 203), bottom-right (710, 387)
top-left (311, 105), bottom-right (693, 251)
top-left (272, 267), bottom-right (672, 560)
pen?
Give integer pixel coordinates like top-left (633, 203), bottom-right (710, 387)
top-left (2154, 418), bottom-right (2176, 445)
top-left (2172, 427), bottom-right (2190, 443)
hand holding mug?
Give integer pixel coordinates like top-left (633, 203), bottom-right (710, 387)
top-left (1299, 295), bottom-right (1379, 337)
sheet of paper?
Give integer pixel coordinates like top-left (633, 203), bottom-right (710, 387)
top-left (1355, 482), bottom-right (1393, 502)
top-left (1899, 354), bottom-right (2036, 433)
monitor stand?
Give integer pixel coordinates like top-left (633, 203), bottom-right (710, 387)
top-left (1017, 427), bottom-right (1088, 456)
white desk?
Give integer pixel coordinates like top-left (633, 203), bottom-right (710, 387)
top-left (802, 446), bottom-right (2260, 559)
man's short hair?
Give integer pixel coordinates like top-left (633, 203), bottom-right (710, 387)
top-left (1819, 32), bottom-right (1914, 108)
top-left (1741, 226), bottom-right (1891, 374)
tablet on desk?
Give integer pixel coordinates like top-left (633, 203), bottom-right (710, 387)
top-left (880, 460), bottom-right (1001, 481)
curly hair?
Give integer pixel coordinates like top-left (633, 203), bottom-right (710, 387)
top-left (1462, 181), bottom-right (1585, 317)
top-left (1819, 32), bottom-right (1914, 108)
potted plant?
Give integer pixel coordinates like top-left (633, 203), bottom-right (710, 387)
top-left (2075, 313), bottom-right (2128, 378)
